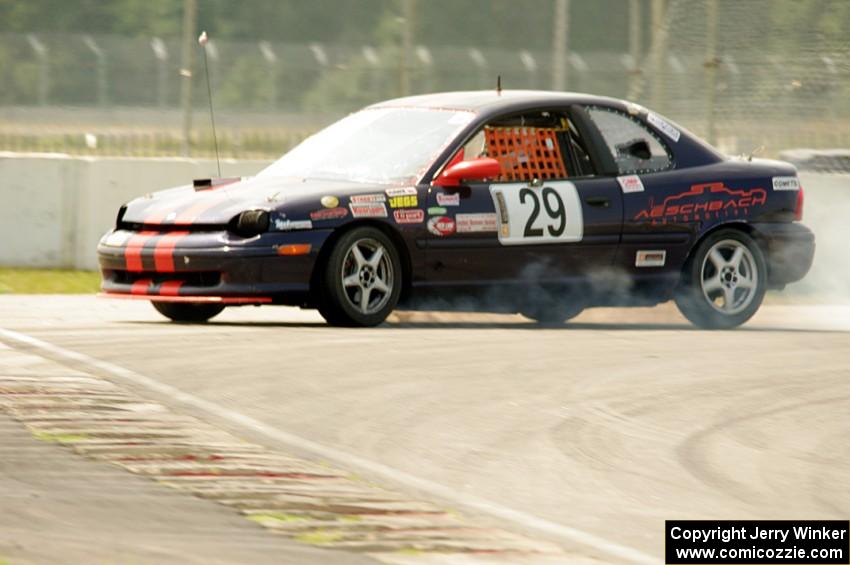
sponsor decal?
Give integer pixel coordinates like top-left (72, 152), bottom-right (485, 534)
top-left (617, 175), bottom-right (645, 194)
top-left (393, 209), bottom-right (425, 224)
top-left (350, 193), bottom-right (386, 204)
top-left (427, 216), bottom-right (456, 236)
top-left (320, 195), bottom-right (339, 208)
top-left (647, 113), bottom-right (681, 142)
top-left (349, 203), bottom-right (388, 218)
top-left (427, 206), bottom-right (447, 215)
top-left (635, 250), bottom-right (666, 267)
top-left (388, 194), bottom-right (418, 208)
top-left (436, 192), bottom-right (460, 206)
top-left (310, 207), bottom-right (348, 221)
top-left (772, 176), bottom-right (800, 191)
top-left (455, 213), bottom-right (498, 233)
top-left (274, 218), bottom-right (313, 231)
top-left (634, 182), bottom-right (767, 223)
top-left (385, 187), bottom-right (418, 197)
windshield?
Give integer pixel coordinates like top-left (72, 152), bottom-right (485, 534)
top-left (258, 107), bottom-right (474, 185)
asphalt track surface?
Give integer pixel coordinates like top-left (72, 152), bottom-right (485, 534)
top-left (2, 295), bottom-right (849, 563)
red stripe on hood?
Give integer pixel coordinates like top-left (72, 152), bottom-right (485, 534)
top-left (153, 231), bottom-right (189, 272)
top-left (125, 231), bottom-right (157, 272)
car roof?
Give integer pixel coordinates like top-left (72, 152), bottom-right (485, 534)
top-left (369, 90), bottom-right (626, 114)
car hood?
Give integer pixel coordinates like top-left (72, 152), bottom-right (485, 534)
top-left (121, 176), bottom-right (395, 226)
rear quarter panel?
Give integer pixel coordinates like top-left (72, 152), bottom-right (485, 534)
top-left (616, 158), bottom-right (800, 287)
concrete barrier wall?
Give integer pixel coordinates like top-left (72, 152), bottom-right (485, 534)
top-left (0, 153), bottom-right (271, 270)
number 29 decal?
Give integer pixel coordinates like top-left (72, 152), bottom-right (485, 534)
top-left (490, 181), bottom-right (583, 245)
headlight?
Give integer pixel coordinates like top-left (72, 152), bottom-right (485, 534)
top-left (231, 209), bottom-right (270, 237)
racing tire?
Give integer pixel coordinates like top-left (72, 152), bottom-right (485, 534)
top-left (319, 227), bottom-right (402, 327)
top-left (519, 285), bottom-right (585, 324)
top-left (674, 229), bottom-right (766, 329)
top-left (520, 300), bottom-right (584, 325)
top-left (152, 301), bottom-right (225, 323)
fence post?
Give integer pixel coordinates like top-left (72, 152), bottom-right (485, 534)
top-left (151, 37), bottom-right (169, 108)
top-left (260, 41), bottom-right (278, 111)
top-left (468, 48), bottom-right (488, 90)
top-left (362, 46), bottom-right (382, 101)
top-left (551, 0), bottom-right (569, 91)
top-left (519, 50), bottom-right (538, 89)
top-left (399, 0), bottom-right (415, 96)
top-left (83, 35), bottom-right (108, 107)
top-left (650, 0), bottom-right (668, 112)
top-left (705, 0), bottom-right (718, 145)
top-left (628, 0), bottom-right (642, 99)
top-left (26, 34), bottom-right (49, 106)
top-left (180, 0), bottom-right (197, 157)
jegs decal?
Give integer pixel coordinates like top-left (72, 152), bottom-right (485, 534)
top-left (388, 194), bottom-right (418, 208)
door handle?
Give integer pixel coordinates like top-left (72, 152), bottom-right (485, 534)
top-left (585, 196), bottom-right (610, 208)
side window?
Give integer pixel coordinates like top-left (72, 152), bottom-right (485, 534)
top-left (452, 111), bottom-right (590, 183)
top-left (585, 106), bottom-right (672, 174)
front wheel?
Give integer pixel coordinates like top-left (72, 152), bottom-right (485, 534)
top-left (674, 229), bottom-right (766, 329)
top-left (152, 301), bottom-right (225, 323)
top-left (318, 227), bottom-right (402, 327)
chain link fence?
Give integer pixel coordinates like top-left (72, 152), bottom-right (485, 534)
top-left (0, 0), bottom-right (847, 161)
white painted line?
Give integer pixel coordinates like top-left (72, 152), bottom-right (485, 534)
top-left (0, 327), bottom-right (656, 565)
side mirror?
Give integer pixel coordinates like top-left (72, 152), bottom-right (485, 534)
top-left (617, 138), bottom-right (652, 161)
top-left (433, 157), bottom-right (501, 187)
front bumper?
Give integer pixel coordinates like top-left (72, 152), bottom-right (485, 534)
top-left (97, 229), bottom-right (332, 305)
top-left (751, 222), bottom-right (816, 288)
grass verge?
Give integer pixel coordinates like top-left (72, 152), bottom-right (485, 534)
top-left (0, 268), bottom-right (100, 294)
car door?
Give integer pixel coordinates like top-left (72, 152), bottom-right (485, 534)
top-left (576, 104), bottom-right (684, 278)
top-left (424, 108), bottom-right (623, 287)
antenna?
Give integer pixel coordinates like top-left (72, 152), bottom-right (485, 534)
top-left (198, 31), bottom-right (221, 178)
top-left (496, 74), bottom-right (502, 95)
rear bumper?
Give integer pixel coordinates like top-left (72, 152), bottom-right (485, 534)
top-left (97, 229), bottom-right (332, 304)
top-left (751, 222), bottom-right (815, 287)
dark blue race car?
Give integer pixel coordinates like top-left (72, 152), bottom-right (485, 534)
top-left (98, 90), bottom-right (814, 328)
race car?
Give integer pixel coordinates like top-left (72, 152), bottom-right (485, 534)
top-left (97, 90), bottom-right (814, 328)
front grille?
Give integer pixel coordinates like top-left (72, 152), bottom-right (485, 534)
top-left (109, 270), bottom-right (221, 287)
top-left (117, 221), bottom-right (227, 233)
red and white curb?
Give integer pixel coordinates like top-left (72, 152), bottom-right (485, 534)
top-left (0, 342), bottom-right (579, 563)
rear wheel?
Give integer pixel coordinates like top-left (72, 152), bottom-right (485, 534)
top-left (152, 301), bottom-right (225, 323)
top-left (318, 227), bottom-right (402, 327)
top-left (674, 229), bottom-right (766, 329)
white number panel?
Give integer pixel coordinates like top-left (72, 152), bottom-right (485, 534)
top-left (489, 181), bottom-right (583, 246)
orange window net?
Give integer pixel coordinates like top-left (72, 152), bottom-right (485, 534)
top-left (484, 127), bottom-right (568, 182)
